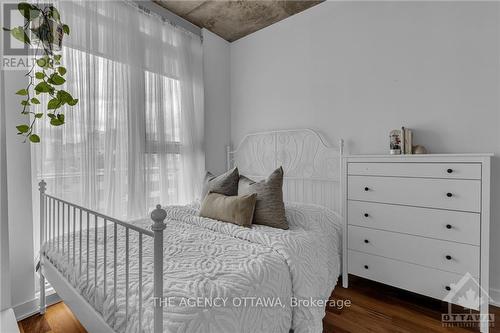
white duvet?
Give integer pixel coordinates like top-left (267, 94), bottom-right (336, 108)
top-left (42, 202), bottom-right (341, 333)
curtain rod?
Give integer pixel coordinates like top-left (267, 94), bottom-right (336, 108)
top-left (131, 1), bottom-right (202, 38)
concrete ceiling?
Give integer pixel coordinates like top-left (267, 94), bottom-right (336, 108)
top-left (154, 1), bottom-right (324, 42)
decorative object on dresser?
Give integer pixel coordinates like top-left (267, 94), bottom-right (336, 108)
top-left (390, 127), bottom-right (415, 155)
top-left (342, 154), bottom-right (493, 333)
top-left (402, 126), bottom-right (413, 154)
top-left (412, 144), bottom-right (428, 154)
top-left (389, 129), bottom-right (402, 155)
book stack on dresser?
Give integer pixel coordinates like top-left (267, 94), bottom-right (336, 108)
top-left (342, 154), bottom-right (492, 333)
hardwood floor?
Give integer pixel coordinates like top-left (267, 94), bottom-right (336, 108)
top-left (19, 276), bottom-right (499, 333)
top-left (323, 276), bottom-right (500, 333)
top-left (18, 302), bottom-right (86, 333)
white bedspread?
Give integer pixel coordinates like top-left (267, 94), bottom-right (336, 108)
top-left (42, 203), bottom-right (341, 333)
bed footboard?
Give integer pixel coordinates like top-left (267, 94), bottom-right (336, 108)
top-left (38, 181), bottom-right (167, 333)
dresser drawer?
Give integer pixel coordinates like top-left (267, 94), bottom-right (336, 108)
top-left (348, 162), bottom-right (481, 180)
top-left (348, 225), bottom-right (479, 276)
top-left (348, 250), bottom-right (479, 309)
top-left (348, 201), bottom-right (480, 245)
top-left (348, 176), bottom-right (481, 212)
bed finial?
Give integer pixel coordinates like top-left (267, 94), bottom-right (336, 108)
top-left (151, 204), bottom-right (167, 226)
top-left (39, 179), bottom-right (47, 193)
top-left (150, 203), bottom-right (166, 333)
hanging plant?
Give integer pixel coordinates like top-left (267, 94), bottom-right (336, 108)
top-left (3, 2), bottom-right (78, 143)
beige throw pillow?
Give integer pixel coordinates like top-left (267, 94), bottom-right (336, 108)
top-left (238, 166), bottom-right (288, 230)
top-left (199, 192), bottom-right (257, 228)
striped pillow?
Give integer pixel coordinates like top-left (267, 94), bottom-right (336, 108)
top-left (201, 167), bottom-right (239, 199)
top-left (238, 166), bottom-right (288, 230)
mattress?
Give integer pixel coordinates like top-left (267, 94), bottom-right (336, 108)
top-left (42, 202), bottom-right (342, 333)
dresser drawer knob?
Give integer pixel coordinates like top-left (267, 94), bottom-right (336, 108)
top-left (446, 224), bottom-right (453, 229)
top-left (364, 239), bottom-right (370, 244)
top-left (364, 213), bottom-right (369, 218)
top-left (364, 265), bottom-right (369, 270)
top-left (446, 255), bottom-right (452, 260)
top-left (364, 187), bottom-right (370, 191)
top-left (447, 168), bottom-right (453, 174)
top-left (445, 286), bottom-right (451, 291)
top-left (446, 192), bottom-right (453, 197)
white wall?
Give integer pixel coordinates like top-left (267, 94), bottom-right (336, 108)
top-left (0, 1), bottom-right (36, 315)
top-left (230, 1), bottom-right (500, 297)
top-left (203, 29), bottom-right (231, 174)
top-left (0, 36), bottom-right (11, 312)
top-left (3, 69), bottom-right (35, 312)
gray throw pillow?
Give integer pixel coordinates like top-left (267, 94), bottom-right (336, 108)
top-left (199, 192), bottom-right (257, 228)
top-left (238, 166), bottom-right (288, 230)
top-left (201, 167), bottom-right (239, 199)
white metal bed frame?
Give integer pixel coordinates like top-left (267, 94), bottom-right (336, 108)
top-left (38, 183), bottom-right (167, 333)
top-left (38, 128), bottom-right (344, 333)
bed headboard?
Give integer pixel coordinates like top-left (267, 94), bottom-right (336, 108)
top-left (227, 129), bottom-right (344, 213)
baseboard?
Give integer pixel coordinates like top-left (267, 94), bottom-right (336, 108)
top-left (13, 291), bottom-right (60, 321)
top-left (490, 287), bottom-right (500, 307)
top-left (0, 308), bottom-right (19, 333)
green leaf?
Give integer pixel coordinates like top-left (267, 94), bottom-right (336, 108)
top-left (57, 90), bottom-right (73, 103)
top-left (49, 6), bottom-right (60, 21)
top-left (50, 118), bottom-right (63, 126)
top-left (29, 134), bottom-right (40, 143)
top-left (10, 27), bottom-right (30, 45)
top-left (16, 125), bottom-right (30, 133)
top-left (48, 74), bottom-right (65, 85)
top-left (21, 100), bottom-right (30, 106)
top-left (47, 98), bottom-right (61, 110)
top-left (16, 89), bottom-right (28, 96)
top-left (34, 82), bottom-right (52, 93)
top-left (35, 113), bottom-right (43, 118)
top-left (62, 24), bottom-right (70, 35)
top-left (49, 113), bottom-right (65, 126)
top-left (31, 97), bottom-right (40, 104)
top-left (54, 54), bottom-right (62, 61)
top-left (57, 66), bottom-right (67, 76)
top-left (35, 72), bottom-right (45, 79)
top-left (36, 58), bottom-right (48, 68)
top-left (18, 3), bottom-right (40, 20)
top-left (68, 98), bottom-right (78, 106)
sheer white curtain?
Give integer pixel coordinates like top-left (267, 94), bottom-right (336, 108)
top-left (33, 0), bottom-right (204, 220)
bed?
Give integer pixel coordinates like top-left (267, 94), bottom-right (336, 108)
top-left (38, 129), bottom-right (345, 333)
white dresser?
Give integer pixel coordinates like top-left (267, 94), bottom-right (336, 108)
top-left (342, 154), bottom-right (492, 332)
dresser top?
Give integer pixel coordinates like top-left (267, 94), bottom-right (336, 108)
top-left (346, 153), bottom-right (493, 158)
top-left (345, 154), bottom-right (492, 163)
